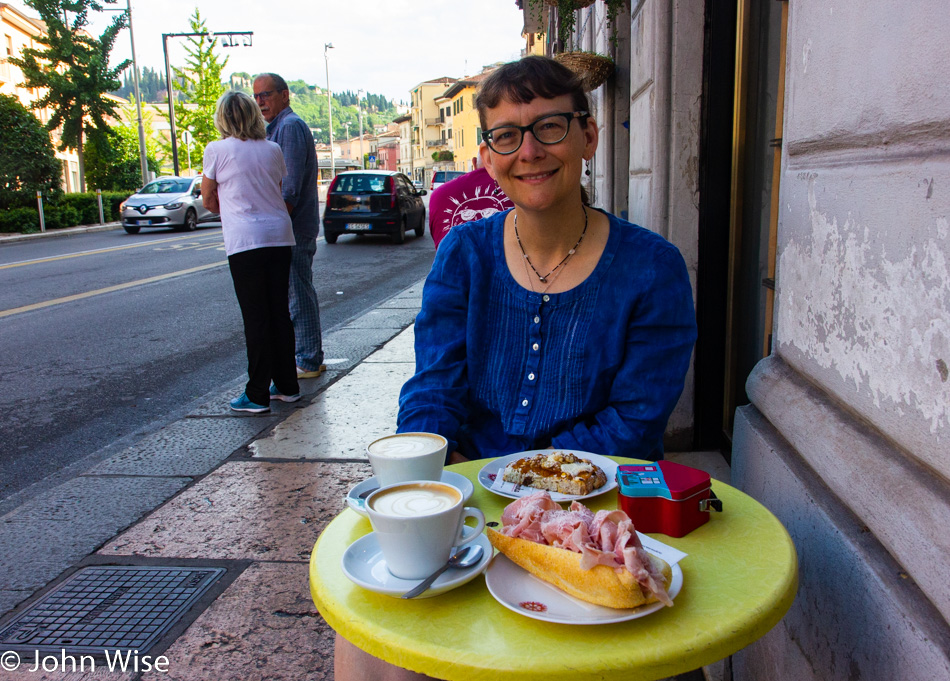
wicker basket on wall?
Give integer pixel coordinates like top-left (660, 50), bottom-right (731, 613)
top-left (554, 52), bottom-right (615, 91)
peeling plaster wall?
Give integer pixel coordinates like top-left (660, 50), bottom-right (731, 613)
top-left (777, 169), bottom-right (950, 469)
top-left (775, 0), bottom-right (950, 465)
top-left (734, 0), bottom-right (950, 677)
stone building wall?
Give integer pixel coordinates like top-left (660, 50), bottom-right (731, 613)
top-left (732, 1), bottom-right (950, 677)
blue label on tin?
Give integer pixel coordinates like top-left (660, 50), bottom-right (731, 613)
top-left (617, 465), bottom-right (672, 498)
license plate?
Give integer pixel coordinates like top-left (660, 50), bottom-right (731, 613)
top-left (347, 223), bottom-right (370, 231)
top-left (142, 220), bottom-right (152, 225)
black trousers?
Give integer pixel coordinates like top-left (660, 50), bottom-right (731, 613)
top-left (228, 246), bottom-right (299, 405)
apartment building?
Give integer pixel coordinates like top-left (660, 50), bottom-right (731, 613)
top-left (394, 113), bottom-right (412, 177)
top-left (1, 2), bottom-right (81, 192)
top-left (440, 70), bottom-right (494, 173)
top-left (408, 77), bottom-right (455, 187)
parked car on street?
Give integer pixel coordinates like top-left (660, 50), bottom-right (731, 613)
top-left (119, 176), bottom-right (220, 234)
top-left (323, 170), bottom-right (427, 244)
top-left (430, 170), bottom-right (465, 192)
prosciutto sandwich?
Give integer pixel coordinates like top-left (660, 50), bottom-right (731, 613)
top-left (487, 491), bottom-right (674, 609)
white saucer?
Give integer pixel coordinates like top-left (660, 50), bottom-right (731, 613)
top-left (345, 471), bottom-right (475, 517)
top-left (341, 532), bottom-right (493, 598)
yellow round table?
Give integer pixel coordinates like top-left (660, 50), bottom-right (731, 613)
top-left (310, 459), bottom-right (798, 680)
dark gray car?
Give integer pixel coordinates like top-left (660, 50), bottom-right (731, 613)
top-left (322, 171), bottom-right (427, 245)
top-left (119, 176), bottom-right (220, 234)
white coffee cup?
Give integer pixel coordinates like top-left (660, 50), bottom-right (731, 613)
top-left (366, 432), bottom-right (448, 487)
top-left (365, 481), bottom-right (485, 580)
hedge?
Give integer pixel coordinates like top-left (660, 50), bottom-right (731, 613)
top-left (0, 191), bottom-right (129, 234)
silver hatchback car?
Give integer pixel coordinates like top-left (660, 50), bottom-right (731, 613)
top-left (119, 176), bottom-right (220, 234)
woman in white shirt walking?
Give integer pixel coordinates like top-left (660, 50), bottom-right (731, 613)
top-left (202, 90), bottom-right (300, 412)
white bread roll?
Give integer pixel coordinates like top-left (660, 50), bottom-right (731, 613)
top-left (487, 527), bottom-right (672, 609)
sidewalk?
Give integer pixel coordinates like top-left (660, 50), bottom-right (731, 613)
top-left (0, 277), bottom-right (730, 681)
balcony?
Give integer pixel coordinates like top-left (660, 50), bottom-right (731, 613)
top-left (425, 118), bottom-right (443, 126)
top-left (426, 140), bottom-right (445, 148)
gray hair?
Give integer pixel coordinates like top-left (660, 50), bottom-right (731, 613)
top-left (255, 72), bottom-right (288, 92)
top-left (214, 90), bottom-right (266, 141)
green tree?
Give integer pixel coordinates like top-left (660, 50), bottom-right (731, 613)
top-left (85, 98), bottom-right (163, 191)
top-left (163, 9), bottom-right (227, 173)
top-left (0, 94), bottom-right (62, 209)
top-left (9, 0), bottom-right (130, 192)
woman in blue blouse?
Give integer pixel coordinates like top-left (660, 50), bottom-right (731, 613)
top-left (336, 54), bottom-right (698, 681)
top-left (396, 55), bottom-right (697, 464)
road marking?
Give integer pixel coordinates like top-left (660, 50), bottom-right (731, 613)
top-left (0, 261), bottom-right (227, 319)
top-left (0, 233), bottom-right (223, 270)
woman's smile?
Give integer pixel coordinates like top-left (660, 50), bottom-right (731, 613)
top-left (516, 168), bottom-right (559, 183)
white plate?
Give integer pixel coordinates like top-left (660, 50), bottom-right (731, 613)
top-left (345, 471), bottom-right (475, 517)
top-left (485, 553), bottom-right (683, 624)
top-left (477, 450), bottom-right (619, 502)
top-left (341, 532), bottom-right (493, 598)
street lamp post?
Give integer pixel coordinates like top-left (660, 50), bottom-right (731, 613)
top-left (125, 0), bottom-right (148, 185)
top-left (104, 1), bottom-right (148, 185)
top-left (163, 30), bottom-right (253, 176)
top-left (358, 88), bottom-right (365, 170)
top-left (324, 43), bottom-right (335, 183)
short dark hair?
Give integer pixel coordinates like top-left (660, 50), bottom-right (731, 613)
top-left (255, 72), bottom-right (288, 92)
top-left (476, 56), bottom-right (589, 130)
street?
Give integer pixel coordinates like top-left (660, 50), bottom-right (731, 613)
top-left (0, 223), bottom-right (435, 507)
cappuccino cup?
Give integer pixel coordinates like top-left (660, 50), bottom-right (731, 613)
top-left (366, 432), bottom-right (448, 487)
top-left (366, 481), bottom-right (485, 580)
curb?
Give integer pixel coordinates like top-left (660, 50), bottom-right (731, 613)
top-left (0, 222), bottom-right (122, 243)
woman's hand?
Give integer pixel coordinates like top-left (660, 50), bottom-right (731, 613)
top-left (448, 451), bottom-right (469, 465)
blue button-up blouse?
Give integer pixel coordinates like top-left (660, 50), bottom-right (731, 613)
top-left (397, 209), bottom-right (697, 461)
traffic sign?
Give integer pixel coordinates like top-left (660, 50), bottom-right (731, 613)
top-left (181, 130), bottom-right (193, 146)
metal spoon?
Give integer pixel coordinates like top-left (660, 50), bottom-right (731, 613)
top-left (399, 544), bottom-right (485, 599)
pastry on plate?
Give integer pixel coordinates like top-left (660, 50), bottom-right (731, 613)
top-left (502, 451), bottom-right (607, 496)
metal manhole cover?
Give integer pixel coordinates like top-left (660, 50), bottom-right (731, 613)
top-left (0, 566), bottom-right (225, 657)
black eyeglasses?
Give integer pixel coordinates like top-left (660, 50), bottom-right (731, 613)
top-left (482, 111), bottom-right (589, 154)
top-left (253, 90), bottom-right (275, 101)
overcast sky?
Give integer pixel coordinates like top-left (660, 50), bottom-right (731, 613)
top-left (9, 0), bottom-right (527, 104)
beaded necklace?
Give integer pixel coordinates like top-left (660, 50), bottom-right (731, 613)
top-left (513, 206), bottom-right (588, 284)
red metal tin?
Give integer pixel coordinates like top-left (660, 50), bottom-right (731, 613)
top-left (616, 461), bottom-right (721, 538)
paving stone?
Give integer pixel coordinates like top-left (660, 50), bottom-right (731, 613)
top-left (248, 363), bottom-right (413, 460)
top-left (375, 285), bottom-right (424, 309)
top-left (339, 307), bottom-right (417, 330)
top-left (2, 659), bottom-right (134, 680)
top-left (87, 418), bottom-right (269, 476)
top-left (139, 562), bottom-right (333, 681)
top-left (0, 590), bottom-right (32, 617)
top-left (99, 461), bottom-right (371, 562)
top-left (364, 325), bottom-right (415, 363)
top-left (0, 477), bottom-right (188, 594)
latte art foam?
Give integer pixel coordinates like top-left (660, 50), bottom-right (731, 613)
top-left (370, 483), bottom-right (460, 517)
top-left (368, 433), bottom-right (445, 459)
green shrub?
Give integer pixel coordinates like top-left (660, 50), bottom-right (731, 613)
top-left (0, 207), bottom-right (40, 233)
top-left (0, 190), bottom-right (133, 232)
top-left (59, 193), bottom-right (101, 225)
top-left (43, 204), bottom-right (81, 230)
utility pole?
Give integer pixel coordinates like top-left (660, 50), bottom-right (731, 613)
top-left (358, 88), bottom-right (365, 170)
top-left (325, 43), bottom-right (335, 182)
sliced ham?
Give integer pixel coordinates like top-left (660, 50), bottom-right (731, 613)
top-left (499, 490), bottom-right (673, 607)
